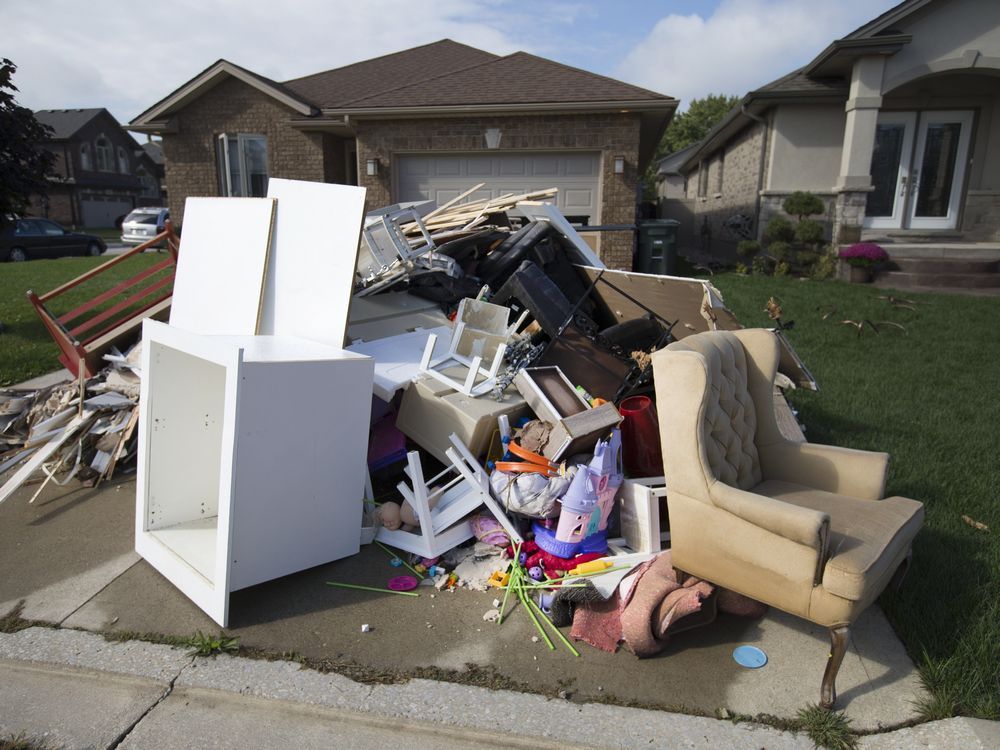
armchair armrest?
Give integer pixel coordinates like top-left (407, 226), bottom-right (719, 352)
top-left (759, 441), bottom-right (889, 501)
top-left (710, 480), bottom-right (830, 549)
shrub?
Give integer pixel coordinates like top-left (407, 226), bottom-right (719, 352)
top-left (810, 246), bottom-right (838, 280)
top-left (774, 261), bottom-right (790, 277)
top-left (768, 240), bottom-right (792, 261)
top-left (763, 216), bottom-right (794, 243)
top-left (751, 255), bottom-right (770, 275)
top-left (795, 218), bottom-right (825, 244)
top-left (736, 239), bottom-right (761, 257)
top-left (782, 191), bottom-right (825, 220)
top-left (735, 262), bottom-right (749, 275)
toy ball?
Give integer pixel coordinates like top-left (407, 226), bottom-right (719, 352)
top-left (389, 558), bottom-right (403, 567)
top-left (528, 566), bottom-right (544, 581)
top-left (518, 551), bottom-right (528, 565)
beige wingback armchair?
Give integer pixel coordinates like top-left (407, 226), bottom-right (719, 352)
top-left (651, 329), bottom-right (923, 708)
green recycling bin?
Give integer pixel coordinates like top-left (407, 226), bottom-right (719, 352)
top-left (636, 219), bottom-right (679, 276)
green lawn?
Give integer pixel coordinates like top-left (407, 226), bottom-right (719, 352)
top-left (0, 254), bottom-right (167, 386)
top-left (709, 272), bottom-right (999, 721)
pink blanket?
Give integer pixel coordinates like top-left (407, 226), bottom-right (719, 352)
top-left (569, 550), bottom-right (765, 656)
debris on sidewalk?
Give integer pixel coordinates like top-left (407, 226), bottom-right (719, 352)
top-left (11, 177), bottom-right (820, 649)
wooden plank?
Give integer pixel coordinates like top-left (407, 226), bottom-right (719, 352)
top-left (421, 182), bottom-right (486, 222)
top-left (169, 197), bottom-right (276, 336)
top-left (0, 413), bottom-right (92, 505)
top-left (260, 179), bottom-right (367, 347)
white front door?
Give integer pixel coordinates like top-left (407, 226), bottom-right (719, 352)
top-left (864, 110), bottom-right (974, 230)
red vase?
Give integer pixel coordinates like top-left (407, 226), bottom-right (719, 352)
top-left (618, 395), bottom-right (664, 477)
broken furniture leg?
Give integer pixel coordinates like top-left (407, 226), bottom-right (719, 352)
top-left (419, 329), bottom-right (506, 397)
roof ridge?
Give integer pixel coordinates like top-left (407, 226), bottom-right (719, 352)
top-left (282, 39), bottom-right (497, 87)
top-left (336, 50), bottom-right (508, 107)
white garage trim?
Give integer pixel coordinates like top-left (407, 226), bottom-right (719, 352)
top-left (395, 151), bottom-right (602, 224)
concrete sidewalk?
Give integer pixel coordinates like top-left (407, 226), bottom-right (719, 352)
top-left (1, 628), bottom-right (997, 750)
top-left (0, 471), bottom-right (986, 746)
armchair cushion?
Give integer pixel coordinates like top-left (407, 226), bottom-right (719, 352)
top-left (755, 480), bottom-right (924, 601)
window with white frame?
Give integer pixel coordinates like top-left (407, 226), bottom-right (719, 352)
top-left (80, 143), bottom-right (92, 171)
top-left (95, 136), bottom-right (114, 171)
top-left (216, 133), bottom-right (268, 197)
top-left (117, 146), bottom-right (129, 174)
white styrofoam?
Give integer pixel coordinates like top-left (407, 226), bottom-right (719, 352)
top-left (136, 320), bottom-right (374, 626)
top-left (261, 179), bottom-right (367, 347)
top-left (169, 197), bottom-right (276, 336)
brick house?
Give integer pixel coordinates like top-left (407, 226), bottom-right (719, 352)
top-left (129, 40), bottom-right (677, 269)
top-left (659, 0), bottom-right (1000, 260)
top-left (33, 108), bottom-right (163, 228)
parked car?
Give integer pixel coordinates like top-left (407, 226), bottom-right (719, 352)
top-left (121, 207), bottom-right (170, 247)
top-left (0, 218), bottom-right (106, 262)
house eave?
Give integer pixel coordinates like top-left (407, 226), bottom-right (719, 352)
top-left (130, 60), bottom-right (317, 127)
top-left (128, 119), bottom-right (178, 136)
top-left (320, 99), bottom-right (677, 118)
top-left (803, 35), bottom-right (913, 77)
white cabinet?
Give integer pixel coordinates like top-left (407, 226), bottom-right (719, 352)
top-left (135, 320), bottom-right (373, 626)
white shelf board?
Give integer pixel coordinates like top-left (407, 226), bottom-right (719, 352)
top-left (169, 197), bottom-right (276, 336)
top-left (261, 179), bottom-right (367, 347)
top-left (149, 518), bottom-right (218, 582)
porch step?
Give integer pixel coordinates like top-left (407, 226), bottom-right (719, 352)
top-left (890, 258), bottom-right (999, 274)
top-left (876, 270), bottom-right (1000, 289)
top-left (872, 251), bottom-right (1000, 292)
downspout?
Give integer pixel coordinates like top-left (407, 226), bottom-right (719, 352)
top-left (742, 104), bottom-right (769, 239)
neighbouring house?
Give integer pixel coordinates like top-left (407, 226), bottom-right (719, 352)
top-left (33, 108), bottom-right (164, 228)
top-left (128, 39), bottom-right (677, 269)
top-left (660, 0), bottom-right (1000, 261)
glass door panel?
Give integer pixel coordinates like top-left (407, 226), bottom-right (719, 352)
top-left (909, 111), bottom-right (973, 229)
top-left (864, 113), bottom-right (915, 229)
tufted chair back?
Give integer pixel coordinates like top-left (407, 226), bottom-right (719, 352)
top-left (666, 330), bottom-right (762, 490)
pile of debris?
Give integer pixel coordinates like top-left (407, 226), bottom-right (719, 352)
top-left (4, 178), bottom-right (816, 637)
top-left (0, 345), bottom-right (142, 504)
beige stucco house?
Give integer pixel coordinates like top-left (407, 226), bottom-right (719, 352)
top-left (660, 0), bottom-right (1000, 260)
top-left (129, 40), bottom-right (676, 269)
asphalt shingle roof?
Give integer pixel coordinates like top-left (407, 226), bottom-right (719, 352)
top-left (752, 68), bottom-right (848, 97)
top-left (283, 40), bottom-right (499, 109)
top-left (34, 108), bottom-right (105, 139)
top-left (338, 51), bottom-right (671, 109)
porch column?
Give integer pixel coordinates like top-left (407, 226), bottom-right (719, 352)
top-left (834, 56), bottom-right (885, 243)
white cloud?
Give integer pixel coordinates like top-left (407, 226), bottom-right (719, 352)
top-left (4, 0), bottom-right (529, 123)
top-left (614, 0), bottom-right (900, 107)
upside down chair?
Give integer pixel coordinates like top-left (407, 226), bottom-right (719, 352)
top-left (651, 329), bottom-right (923, 708)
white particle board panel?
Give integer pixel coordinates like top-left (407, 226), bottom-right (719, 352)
top-left (347, 325), bottom-right (451, 401)
top-left (136, 319), bottom-right (374, 626)
top-left (261, 179), bottom-right (367, 347)
top-left (169, 197), bottom-right (276, 336)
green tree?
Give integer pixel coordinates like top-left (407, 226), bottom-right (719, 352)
top-left (658, 93), bottom-right (740, 158)
top-left (0, 59), bottom-right (55, 218)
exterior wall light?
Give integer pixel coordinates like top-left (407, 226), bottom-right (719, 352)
top-left (366, 158), bottom-right (379, 176)
top-left (613, 156), bottom-right (625, 174)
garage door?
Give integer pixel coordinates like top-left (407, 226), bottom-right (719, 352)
top-left (396, 152), bottom-right (601, 224)
top-left (80, 195), bottom-right (134, 228)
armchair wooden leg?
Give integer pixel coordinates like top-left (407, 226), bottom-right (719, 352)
top-left (820, 625), bottom-right (850, 709)
top-left (890, 549), bottom-right (913, 593)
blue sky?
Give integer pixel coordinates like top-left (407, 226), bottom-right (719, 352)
top-left (7, 0), bottom-right (900, 124)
